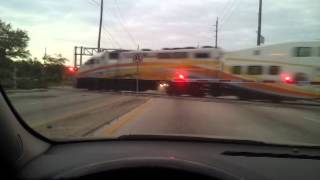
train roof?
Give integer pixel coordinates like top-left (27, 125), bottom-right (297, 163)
top-left (227, 41), bottom-right (320, 53)
top-left (122, 47), bottom-right (222, 54)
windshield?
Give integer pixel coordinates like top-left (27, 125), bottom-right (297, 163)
top-left (1, 0), bottom-right (320, 145)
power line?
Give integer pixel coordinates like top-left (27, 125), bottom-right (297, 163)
top-left (102, 26), bottom-right (122, 48)
top-left (220, 0), bottom-right (238, 25)
top-left (219, 0), bottom-right (233, 21)
top-left (102, 11), bottom-right (126, 48)
top-left (219, 0), bottom-right (240, 30)
top-left (90, 0), bottom-right (99, 6)
top-left (101, 30), bottom-right (116, 48)
top-left (113, 0), bottom-right (137, 48)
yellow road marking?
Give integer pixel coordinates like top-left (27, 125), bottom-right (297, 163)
top-left (104, 99), bottom-right (153, 136)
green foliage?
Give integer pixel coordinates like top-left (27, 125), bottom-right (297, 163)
top-left (0, 19), bottom-right (30, 88)
top-left (43, 54), bottom-right (69, 84)
top-left (0, 19), bottom-right (71, 89)
top-left (44, 54), bottom-right (68, 65)
top-left (0, 19), bottom-right (30, 60)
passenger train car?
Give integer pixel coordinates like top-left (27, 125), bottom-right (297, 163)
top-left (75, 47), bottom-right (224, 94)
top-left (75, 41), bottom-right (320, 100)
top-left (223, 41), bottom-right (320, 100)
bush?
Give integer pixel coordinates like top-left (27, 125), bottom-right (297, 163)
top-left (16, 78), bottom-right (47, 89)
top-left (0, 68), bottom-right (14, 88)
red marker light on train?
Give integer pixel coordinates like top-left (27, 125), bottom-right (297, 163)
top-left (68, 67), bottom-right (75, 72)
top-left (281, 73), bottom-right (294, 84)
top-left (66, 66), bottom-right (78, 74)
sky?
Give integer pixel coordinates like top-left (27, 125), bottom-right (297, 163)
top-left (1, 0), bottom-right (319, 65)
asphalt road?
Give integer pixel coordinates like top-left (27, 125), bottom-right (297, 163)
top-left (6, 87), bottom-right (320, 145)
top-left (95, 97), bottom-right (320, 145)
top-left (8, 88), bottom-right (116, 126)
top-left (6, 88), bottom-right (148, 138)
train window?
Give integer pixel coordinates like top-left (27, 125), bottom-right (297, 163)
top-left (247, 66), bottom-right (263, 75)
top-left (109, 52), bottom-right (119, 59)
top-left (294, 72), bottom-right (308, 82)
top-left (269, 66), bottom-right (280, 75)
top-left (142, 53), bottom-right (156, 58)
top-left (93, 59), bottom-right (99, 64)
top-left (157, 53), bottom-right (171, 59)
top-left (157, 52), bottom-right (187, 59)
top-left (173, 52), bottom-right (188, 58)
top-left (231, 66), bottom-right (242, 74)
top-left (85, 59), bottom-right (94, 65)
top-left (253, 50), bottom-right (261, 55)
top-left (195, 53), bottom-right (210, 58)
top-left (295, 47), bottom-right (312, 57)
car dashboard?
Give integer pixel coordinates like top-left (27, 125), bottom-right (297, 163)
top-left (18, 137), bottom-right (320, 180)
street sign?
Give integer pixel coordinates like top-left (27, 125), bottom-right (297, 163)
top-left (133, 54), bottom-right (143, 64)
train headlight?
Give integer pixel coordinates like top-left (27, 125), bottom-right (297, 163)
top-left (159, 83), bottom-right (169, 88)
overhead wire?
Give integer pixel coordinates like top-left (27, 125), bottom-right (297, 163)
top-left (114, 0), bottom-right (137, 48)
top-left (101, 30), bottom-right (116, 48)
top-left (102, 10), bottom-right (124, 49)
top-left (89, 0), bottom-right (99, 7)
top-left (87, 0), bottom-right (122, 49)
top-left (219, 0), bottom-right (240, 30)
top-left (220, 0), bottom-right (238, 25)
top-left (218, 0), bottom-right (233, 21)
top-left (102, 26), bottom-right (122, 48)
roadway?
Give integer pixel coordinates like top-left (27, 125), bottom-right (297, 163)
top-left (95, 97), bottom-right (320, 145)
top-left (6, 88), bottom-right (148, 138)
top-left (6, 87), bottom-right (320, 145)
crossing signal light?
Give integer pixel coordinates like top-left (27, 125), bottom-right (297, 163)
top-left (66, 66), bottom-right (78, 74)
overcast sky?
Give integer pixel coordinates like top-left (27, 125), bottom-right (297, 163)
top-left (1, 0), bottom-right (319, 64)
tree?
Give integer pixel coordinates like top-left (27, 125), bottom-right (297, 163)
top-left (0, 19), bottom-right (30, 88)
top-left (43, 54), bottom-right (69, 84)
top-left (0, 19), bottom-right (30, 60)
top-left (14, 59), bottom-right (47, 89)
top-left (43, 54), bottom-right (68, 65)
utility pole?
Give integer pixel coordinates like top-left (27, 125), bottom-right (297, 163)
top-left (44, 47), bottom-right (47, 64)
top-left (97, 0), bottom-right (104, 52)
top-left (136, 45), bottom-right (140, 93)
top-left (214, 17), bottom-right (219, 48)
top-left (257, 0), bottom-right (262, 46)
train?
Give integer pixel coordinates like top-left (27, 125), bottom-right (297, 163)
top-left (74, 41), bottom-right (320, 101)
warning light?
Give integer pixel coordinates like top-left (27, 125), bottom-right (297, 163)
top-left (281, 73), bottom-right (294, 84)
top-left (174, 71), bottom-right (187, 81)
top-left (178, 74), bottom-right (185, 79)
top-left (66, 66), bottom-right (78, 74)
top-left (68, 67), bottom-right (75, 72)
